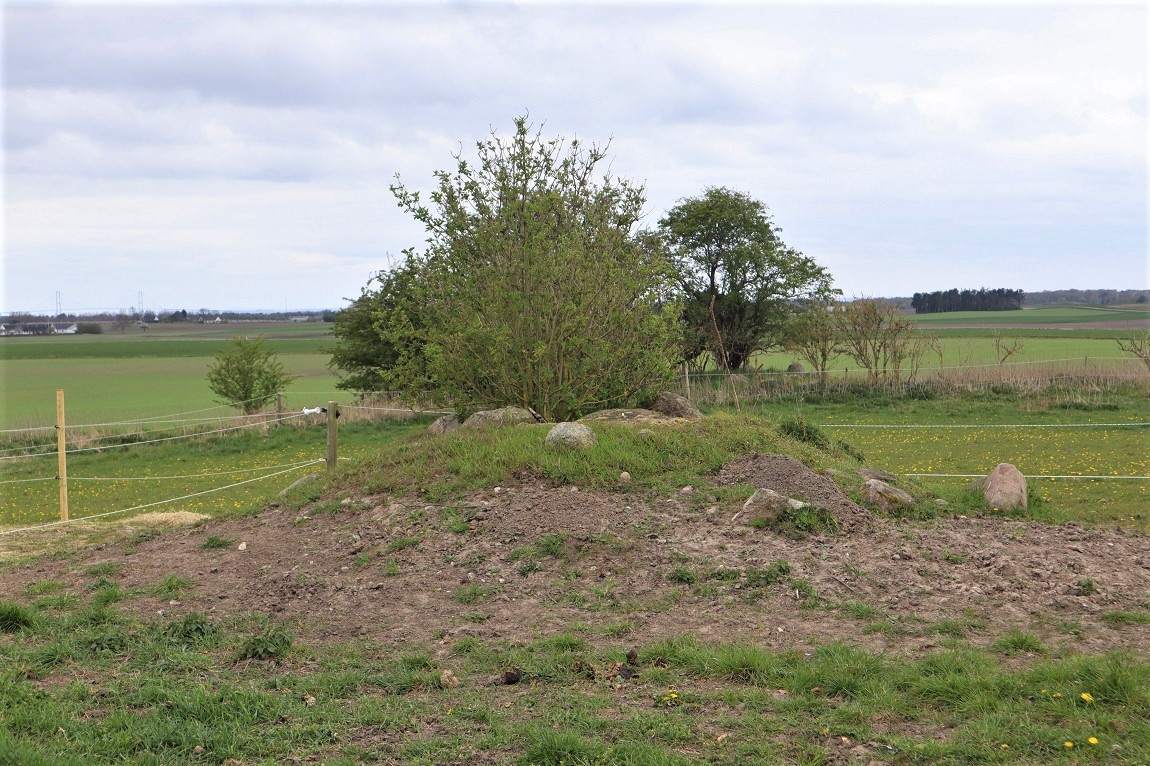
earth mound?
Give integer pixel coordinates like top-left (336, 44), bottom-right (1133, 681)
top-left (2, 451), bottom-right (1147, 659)
top-left (717, 453), bottom-right (872, 532)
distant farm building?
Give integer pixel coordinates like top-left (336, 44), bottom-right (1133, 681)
top-left (0, 322), bottom-right (78, 336)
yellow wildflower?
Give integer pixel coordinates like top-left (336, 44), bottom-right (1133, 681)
top-left (1064, 741), bottom-right (1074, 749)
top-left (1088, 737), bottom-right (1099, 745)
top-left (1080, 692), bottom-right (1094, 703)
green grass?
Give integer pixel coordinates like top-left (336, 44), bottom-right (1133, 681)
top-left (0, 419), bottom-right (432, 528)
top-left (0, 611), bottom-right (1122, 759)
top-left (748, 389), bottom-right (1150, 531)
top-left (344, 412), bottom-right (839, 502)
top-left (909, 305), bottom-right (1150, 326)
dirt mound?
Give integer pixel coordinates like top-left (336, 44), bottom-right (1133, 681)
top-left (717, 453), bottom-right (872, 532)
top-left (1, 455), bottom-right (1147, 658)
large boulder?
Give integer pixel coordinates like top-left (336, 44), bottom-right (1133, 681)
top-left (860, 479), bottom-right (916, 513)
top-left (426, 415), bottom-right (460, 436)
top-left (650, 391), bottom-right (702, 420)
top-left (545, 422), bottom-right (597, 450)
top-left (461, 407), bottom-right (538, 429)
top-left (579, 408), bottom-right (673, 423)
top-left (966, 463), bottom-right (1027, 510)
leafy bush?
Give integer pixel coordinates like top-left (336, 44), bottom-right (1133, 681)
top-left (386, 116), bottom-right (680, 421)
top-left (76, 322), bottom-right (102, 334)
top-left (206, 336), bottom-right (296, 414)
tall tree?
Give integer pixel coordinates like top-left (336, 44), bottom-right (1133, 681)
top-left (657, 187), bottom-right (836, 371)
top-left (325, 259), bottom-right (427, 394)
top-left (385, 116), bottom-right (680, 421)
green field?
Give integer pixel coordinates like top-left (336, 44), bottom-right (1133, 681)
top-left (910, 305), bottom-right (1150, 326)
top-left (0, 322), bottom-right (342, 428)
top-left (2, 313), bottom-right (1148, 531)
top-left (751, 334), bottom-right (1134, 374)
top-left (0, 419), bottom-right (432, 530)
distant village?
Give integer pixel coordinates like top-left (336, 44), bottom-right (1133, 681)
top-left (0, 310), bottom-right (334, 336)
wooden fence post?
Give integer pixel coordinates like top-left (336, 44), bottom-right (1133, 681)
top-left (326, 401), bottom-right (338, 471)
top-left (56, 389), bottom-right (69, 521)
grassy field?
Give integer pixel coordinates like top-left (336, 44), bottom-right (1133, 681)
top-left (0, 611), bottom-right (1144, 765)
top-left (0, 411), bottom-right (1148, 765)
top-left (750, 334), bottom-right (1134, 374)
top-left (910, 305), bottom-right (1150, 326)
top-left (0, 418), bottom-right (433, 530)
top-left (1, 355), bottom-right (343, 429)
top-left (747, 390), bottom-right (1150, 531)
top-left (0, 322), bottom-right (341, 428)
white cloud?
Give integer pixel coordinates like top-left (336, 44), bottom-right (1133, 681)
top-left (3, 3), bottom-right (1146, 313)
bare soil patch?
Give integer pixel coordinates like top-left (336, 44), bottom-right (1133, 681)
top-left (2, 455), bottom-right (1147, 658)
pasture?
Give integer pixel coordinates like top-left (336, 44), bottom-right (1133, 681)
top-left (1, 313), bottom-right (1149, 766)
top-left (749, 391), bottom-right (1150, 531)
top-left (909, 304), bottom-right (1150, 327)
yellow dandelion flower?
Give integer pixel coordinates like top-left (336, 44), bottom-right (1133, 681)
top-left (1064, 741), bottom-right (1074, 749)
top-left (1088, 737), bottom-right (1099, 745)
top-left (1080, 692), bottom-right (1094, 703)
top-left (1000, 743), bottom-right (1009, 749)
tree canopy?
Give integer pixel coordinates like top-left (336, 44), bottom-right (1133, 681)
top-left (376, 117), bottom-right (679, 421)
top-left (657, 187), bottom-right (836, 371)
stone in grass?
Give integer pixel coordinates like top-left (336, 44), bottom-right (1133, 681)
top-left (545, 422), bottom-right (597, 450)
top-left (966, 463), bottom-right (1027, 511)
top-left (740, 488), bottom-right (809, 522)
top-left (860, 479), bottom-right (916, 512)
top-left (427, 415), bottom-right (459, 435)
top-left (650, 391), bottom-right (702, 421)
top-left (461, 407), bottom-right (539, 429)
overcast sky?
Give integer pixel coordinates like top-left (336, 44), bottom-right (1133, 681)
top-left (3, 2), bottom-right (1146, 315)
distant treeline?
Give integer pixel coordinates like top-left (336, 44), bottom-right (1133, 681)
top-left (1024, 289), bottom-right (1149, 306)
top-left (911, 288), bottom-right (1025, 314)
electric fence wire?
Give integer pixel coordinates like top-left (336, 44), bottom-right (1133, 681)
top-left (822, 422), bottom-right (1150, 429)
top-left (0, 396), bottom-right (285, 436)
top-left (68, 459), bottom-right (323, 481)
top-left (686, 356), bottom-right (1136, 377)
top-left (0, 460), bottom-right (325, 537)
top-left (0, 413), bottom-right (309, 462)
top-left (905, 473), bottom-right (1150, 480)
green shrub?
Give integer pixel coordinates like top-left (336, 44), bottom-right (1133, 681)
top-left (238, 625), bottom-right (294, 661)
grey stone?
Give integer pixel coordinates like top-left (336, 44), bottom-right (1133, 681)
top-left (966, 463), bottom-right (1027, 511)
top-left (786, 362), bottom-right (806, 373)
top-left (545, 422), bottom-right (597, 450)
top-left (427, 415), bottom-right (460, 435)
top-left (462, 407), bottom-right (538, 429)
top-left (651, 391), bottom-right (702, 420)
top-left (579, 408), bottom-right (665, 422)
top-left (742, 487), bottom-right (809, 519)
top-left (860, 479), bottom-right (916, 512)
